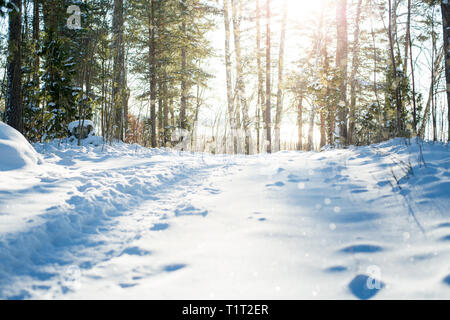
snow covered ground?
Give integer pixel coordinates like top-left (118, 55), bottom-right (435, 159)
top-left (0, 124), bottom-right (449, 299)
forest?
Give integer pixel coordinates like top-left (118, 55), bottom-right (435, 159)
top-left (1, 0), bottom-right (450, 300)
top-left (0, 0), bottom-right (448, 154)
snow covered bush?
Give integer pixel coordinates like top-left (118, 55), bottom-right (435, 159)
top-left (68, 120), bottom-right (95, 140)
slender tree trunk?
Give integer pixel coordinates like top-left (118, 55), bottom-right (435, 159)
top-left (223, 0), bottom-right (235, 154)
top-left (33, 0), bottom-right (40, 99)
top-left (149, 3), bottom-right (157, 148)
top-left (336, 0), bottom-right (348, 144)
top-left (180, 2), bottom-right (187, 136)
top-left (348, 0), bottom-right (362, 145)
top-left (274, 0), bottom-right (287, 152)
top-left (180, 46), bottom-right (187, 130)
top-left (388, 0), bottom-right (402, 137)
top-left (441, 0), bottom-right (450, 142)
top-left (256, 0), bottom-right (265, 153)
top-left (297, 96), bottom-right (304, 150)
top-left (408, 12), bottom-right (417, 136)
top-left (232, 0), bottom-right (249, 154)
top-left (308, 104), bottom-right (315, 151)
top-left (6, 0), bottom-right (22, 133)
top-left (419, 46), bottom-right (444, 138)
top-left (112, 0), bottom-right (125, 141)
top-left (403, 0), bottom-right (411, 75)
top-left (265, 0), bottom-right (272, 153)
top-left (123, 52), bottom-right (129, 141)
top-left (158, 80), bottom-right (164, 146)
top-left (432, 10), bottom-right (437, 142)
top-left (163, 74), bottom-right (169, 146)
top-left (320, 110), bottom-right (326, 148)
top-left (321, 38), bottom-right (330, 148)
top-left (370, 19), bottom-right (382, 142)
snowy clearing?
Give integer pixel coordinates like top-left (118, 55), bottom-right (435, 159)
top-left (0, 131), bottom-right (449, 299)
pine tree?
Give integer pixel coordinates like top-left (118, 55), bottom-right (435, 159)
top-left (6, 0), bottom-right (23, 133)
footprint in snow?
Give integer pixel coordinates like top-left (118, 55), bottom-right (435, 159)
top-left (287, 174), bottom-right (309, 183)
top-left (248, 212), bottom-right (266, 221)
top-left (443, 275), bottom-right (450, 286)
top-left (376, 180), bottom-right (390, 187)
top-left (325, 265), bottom-right (348, 273)
top-left (439, 235), bottom-right (450, 242)
top-left (175, 205), bottom-right (208, 217)
top-left (164, 264), bottom-right (186, 272)
top-left (351, 188), bottom-right (368, 194)
top-left (436, 222), bottom-right (450, 229)
top-left (119, 283), bottom-right (137, 289)
top-left (340, 244), bottom-right (384, 254)
top-left (204, 187), bottom-right (220, 195)
top-left (348, 274), bottom-right (384, 300)
top-left (120, 246), bottom-right (152, 257)
top-left (265, 181), bottom-right (285, 187)
top-left (150, 223), bottom-right (169, 231)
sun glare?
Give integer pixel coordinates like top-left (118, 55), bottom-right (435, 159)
top-left (285, 0), bottom-right (323, 17)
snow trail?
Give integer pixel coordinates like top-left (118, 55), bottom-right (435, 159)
top-left (0, 138), bottom-right (449, 299)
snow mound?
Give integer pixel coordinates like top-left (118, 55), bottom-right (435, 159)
top-left (68, 120), bottom-right (95, 133)
top-left (0, 121), bottom-right (41, 171)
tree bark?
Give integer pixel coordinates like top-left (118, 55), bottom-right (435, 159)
top-left (348, 0), bottom-right (362, 145)
top-left (150, 1), bottom-right (157, 148)
top-left (223, 0), bottom-right (235, 154)
top-left (33, 0), bottom-right (39, 95)
top-left (388, 0), bottom-right (402, 137)
top-left (6, 0), bottom-right (22, 133)
top-left (232, 0), bottom-right (249, 154)
top-left (265, 0), bottom-right (272, 153)
top-left (441, 0), bottom-right (450, 142)
top-left (274, 0), bottom-right (287, 152)
top-left (336, 0), bottom-right (348, 144)
top-left (163, 73), bottom-right (169, 146)
top-left (112, 0), bottom-right (125, 141)
top-left (297, 96), bottom-right (304, 150)
top-left (256, 0), bottom-right (265, 153)
top-left (419, 46), bottom-right (444, 139)
top-left (180, 2), bottom-right (187, 136)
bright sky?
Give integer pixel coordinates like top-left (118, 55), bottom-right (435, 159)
top-left (200, 0), bottom-right (326, 146)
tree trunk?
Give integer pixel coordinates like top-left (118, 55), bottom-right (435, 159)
top-left (419, 46), bottom-right (444, 139)
top-left (112, 0), bottom-right (125, 141)
top-left (223, 0), bottom-right (236, 154)
top-left (180, 1), bottom-right (187, 136)
top-left (149, 2), bottom-right (157, 148)
top-left (297, 96), bottom-right (304, 150)
top-left (388, 0), bottom-right (402, 137)
top-left (232, 0), bottom-right (249, 154)
top-left (6, 0), bottom-right (22, 133)
top-left (308, 103), bottom-right (315, 151)
top-left (33, 0), bottom-right (39, 99)
top-left (336, 0), bottom-right (348, 144)
top-left (163, 74), bottom-right (169, 146)
top-left (403, 0), bottom-right (411, 75)
top-left (321, 37), bottom-right (330, 148)
top-left (274, 0), bottom-right (287, 152)
top-left (348, 0), bottom-right (362, 145)
top-left (256, 0), bottom-right (265, 153)
top-left (265, 0), bottom-right (272, 153)
top-left (441, 0), bottom-right (450, 142)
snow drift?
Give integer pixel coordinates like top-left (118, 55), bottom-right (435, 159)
top-left (0, 121), bottom-right (41, 171)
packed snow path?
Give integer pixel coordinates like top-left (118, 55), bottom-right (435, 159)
top-left (0, 139), bottom-right (449, 299)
